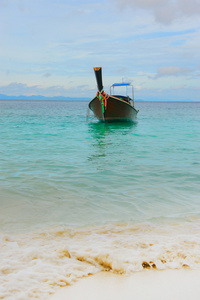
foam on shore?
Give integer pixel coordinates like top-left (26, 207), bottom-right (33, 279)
top-left (1, 221), bottom-right (200, 299)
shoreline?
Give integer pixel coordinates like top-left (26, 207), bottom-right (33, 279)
top-left (48, 269), bottom-right (200, 300)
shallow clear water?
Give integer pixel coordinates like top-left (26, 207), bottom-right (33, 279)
top-left (1, 100), bottom-right (200, 232)
top-left (0, 100), bottom-right (200, 299)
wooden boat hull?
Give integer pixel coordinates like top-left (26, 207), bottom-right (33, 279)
top-left (88, 95), bottom-right (138, 122)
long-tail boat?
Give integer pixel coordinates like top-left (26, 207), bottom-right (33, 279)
top-left (88, 67), bottom-right (139, 122)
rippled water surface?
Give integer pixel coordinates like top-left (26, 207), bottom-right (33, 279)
top-left (1, 100), bottom-right (200, 232)
top-left (0, 100), bottom-right (200, 299)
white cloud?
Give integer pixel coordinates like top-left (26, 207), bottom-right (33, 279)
top-left (135, 85), bottom-right (142, 91)
top-left (134, 86), bottom-right (200, 101)
top-left (0, 82), bottom-right (94, 98)
top-left (155, 66), bottom-right (193, 78)
top-left (43, 73), bottom-right (51, 78)
top-left (114, 0), bottom-right (200, 24)
top-left (0, 83), bottom-right (69, 97)
top-left (0, 0), bottom-right (200, 100)
top-left (173, 85), bottom-right (185, 90)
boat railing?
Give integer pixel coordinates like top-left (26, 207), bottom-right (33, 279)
top-left (110, 82), bottom-right (134, 106)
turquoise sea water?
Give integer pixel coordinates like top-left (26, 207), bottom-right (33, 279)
top-left (0, 100), bottom-right (200, 299)
top-left (1, 100), bottom-right (200, 231)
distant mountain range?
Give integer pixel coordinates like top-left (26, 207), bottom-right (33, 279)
top-left (0, 94), bottom-right (146, 102)
top-left (0, 94), bottom-right (90, 101)
top-left (1, 94), bottom-right (194, 102)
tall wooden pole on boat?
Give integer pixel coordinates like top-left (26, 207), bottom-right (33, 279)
top-left (94, 67), bottom-right (105, 121)
top-left (94, 67), bottom-right (103, 92)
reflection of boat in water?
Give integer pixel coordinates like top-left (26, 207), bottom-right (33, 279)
top-left (88, 67), bottom-right (139, 122)
top-left (87, 121), bottom-right (137, 165)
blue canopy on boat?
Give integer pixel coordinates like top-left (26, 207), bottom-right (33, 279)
top-left (111, 83), bottom-right (132, 87)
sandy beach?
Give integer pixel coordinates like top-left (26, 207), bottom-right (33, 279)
top-left (49, 270), bottom-right (200, 300)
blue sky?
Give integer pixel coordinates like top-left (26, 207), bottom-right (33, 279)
top-left (0, 0), bottom-right (200, 100)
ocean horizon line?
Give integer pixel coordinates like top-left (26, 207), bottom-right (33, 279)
top-left (0, 94), bottom-right (199, 102)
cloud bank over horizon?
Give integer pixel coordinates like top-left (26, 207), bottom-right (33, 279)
top-left (0, 0), bottom-right (200, 101)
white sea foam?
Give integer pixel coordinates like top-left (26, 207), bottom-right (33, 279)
top-left (1, 221), bottom-right (200, 299)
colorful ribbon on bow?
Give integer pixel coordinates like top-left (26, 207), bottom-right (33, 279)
top-left (96, 89), bottom-right (109, 113)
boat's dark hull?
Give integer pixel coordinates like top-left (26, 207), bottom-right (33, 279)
top-left (88, 95), bottom-right (138, 122)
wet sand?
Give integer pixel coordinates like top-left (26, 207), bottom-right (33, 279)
top-left (48, 270), bottom-right (200, 300)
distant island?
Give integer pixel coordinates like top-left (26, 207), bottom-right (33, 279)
top-left (0, 94), bottom-right (90, 101)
